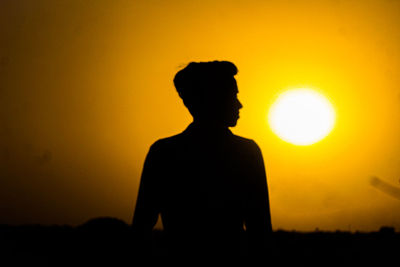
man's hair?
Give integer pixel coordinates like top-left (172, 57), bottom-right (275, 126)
top-left (173, 61), bottom-right (238, 116)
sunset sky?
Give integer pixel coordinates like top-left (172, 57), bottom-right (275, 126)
top-left (1, 0), bottom-right (400, 231)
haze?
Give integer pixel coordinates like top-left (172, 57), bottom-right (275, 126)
top-left (1, 0), bottom-right (400, 231)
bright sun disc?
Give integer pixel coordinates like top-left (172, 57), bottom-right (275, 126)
top-left (268, 89), bottom-right (335, 146)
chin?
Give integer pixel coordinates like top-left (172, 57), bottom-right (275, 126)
top-left (227, 119), bottom-right (238, 127)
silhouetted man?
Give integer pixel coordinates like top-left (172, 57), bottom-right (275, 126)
top-left (132, 61), bottom-right (272, 263)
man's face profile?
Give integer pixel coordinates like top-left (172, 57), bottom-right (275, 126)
top-left (217, 78), bottom-right (242, 127)
top-left (173, 61), bottom-right (242, 127)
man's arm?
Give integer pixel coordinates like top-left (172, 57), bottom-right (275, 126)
top-left (132, 143), bottom-right (161, 249)
top-left (245, 141), bottom-right (272, 257)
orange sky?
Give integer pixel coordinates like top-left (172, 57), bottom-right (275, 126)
top-left (1, 0), bottom-right (400, 231)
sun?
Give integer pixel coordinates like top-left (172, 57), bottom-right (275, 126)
top-left (268, 88), bottom-right (335, 146)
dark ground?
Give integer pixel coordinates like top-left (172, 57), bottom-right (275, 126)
top-left (1, 217), bottom-right (398, 266)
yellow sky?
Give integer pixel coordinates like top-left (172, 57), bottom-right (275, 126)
top-left (1, 0), bottom-right (400, 231)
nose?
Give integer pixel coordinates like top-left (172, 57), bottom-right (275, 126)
top-left (237, 99), bottom-right (243, 109)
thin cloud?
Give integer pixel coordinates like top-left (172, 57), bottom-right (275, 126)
top-left (370, 176), bottom-right (400, 200)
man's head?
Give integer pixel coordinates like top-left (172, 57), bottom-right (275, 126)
top-left (173, 61), bottom-right (242, 127)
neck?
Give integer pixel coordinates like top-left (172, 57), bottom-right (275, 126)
top-left (192, 119), bottom-right (228, 129)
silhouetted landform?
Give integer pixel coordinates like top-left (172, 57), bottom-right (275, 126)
top-left (1, 217), bottom-right (398, 266)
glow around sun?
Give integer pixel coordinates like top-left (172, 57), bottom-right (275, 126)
top-left (268, 88), bottom-right (335, 146)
